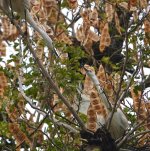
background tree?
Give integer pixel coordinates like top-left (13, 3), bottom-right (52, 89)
top-left (0, 0), bottom-right (150, 150)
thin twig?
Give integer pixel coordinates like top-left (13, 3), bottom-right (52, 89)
top-left (127, 130), bottom-right (150, 142)
top-left (18, 75), bottom-right (79, 134)
top-left (107, 60), bottom-right (140, 130)
top-left (16, 113), bottom-right (48, 149)
top-left (117, 120), bottom-right (145, 148)
top-left (107, 12), bottom-right (130, 130)
top-left (4, 12), bottom-right (86, 131)
top-left (18, 76), bottom-right (47, 116)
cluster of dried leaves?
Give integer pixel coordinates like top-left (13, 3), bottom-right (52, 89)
top-left (5, 96), bottom-right (44, 150)
top-left (0, 71), bottom-right (7, 97)
top-left (0, 0), bottom-right (150, 150)
top-left (82, 63), bottom-right (150, 146)
top-left (130, 88), bottom-right (150, 146)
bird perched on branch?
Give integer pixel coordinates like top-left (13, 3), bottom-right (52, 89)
top-left (81, 64), bottom-right (129, 140)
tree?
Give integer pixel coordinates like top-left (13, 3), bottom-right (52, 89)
top-left (0, 0), bottom-right (150, 150)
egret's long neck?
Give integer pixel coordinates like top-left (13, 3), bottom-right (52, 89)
top-left (0, 0), bottom-right (57, 56)
top-left (26, 10), bottom-right (54, 51)
top-left (8, 0), bottom-right (54, 51)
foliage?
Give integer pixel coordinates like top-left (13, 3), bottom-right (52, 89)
top-left (0, 0), bottom-right (150, 151)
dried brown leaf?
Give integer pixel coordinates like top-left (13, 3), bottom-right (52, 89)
top-left (144, 20), bottom-right (150, 33)
top-left (99, 23), bottom-right (111, 52)
top-left (119, 2), bottom-right (128, 10)
top-left (76, 26), bottom-right (85, 42)
top-left (89, 8), bottom-right (99, 27)
top-left (105, 3), bottom-right (115, 23)
top-left (139, 0), bottom-right (148, 8)
top-left (87, 104), bottom-right (97, 132)
top-left (68, 0), bottom-right (78, 9)
top-left (9, 123), bottom-right (32, 147)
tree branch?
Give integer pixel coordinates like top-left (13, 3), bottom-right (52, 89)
top-left (107, 61), bottom-right (141, 130)
top-left (6, 15), bottom-right (86, 131)
top-left (117, 120), bottom-right (145, 148)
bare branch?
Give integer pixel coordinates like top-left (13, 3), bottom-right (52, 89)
top-left (4, 13), bottom-right (86, 131)
top-left (107, 61), bottom-right (141, 130)
top-left (18, 76), bottom-right (47, 116)
top-left (117, 120), bottom-right (145, 148)
top-left (127, 130), bottom-right (150, 142)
